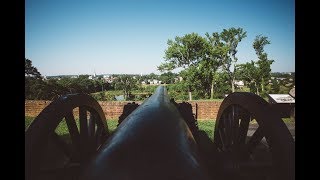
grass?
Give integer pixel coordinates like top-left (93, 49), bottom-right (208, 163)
top-left (25, 116), bottom-right (293, 142)
top-left (25, 116), bottom-right (35, 130)
top-left (282, 118), bottom-right (295, 123)
top-left (25, 117), bottom-right (216, 140)
top-left (197, 120), bottom-right (215, 140)
top-left (25, 117), bottom-right (120, 134)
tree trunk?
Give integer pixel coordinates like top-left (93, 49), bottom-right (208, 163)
top-left (189, 92), bottom-right (192, 101)
top-left (261, 77), bottom-right (265, 93)
top-left (210, 81), bottom-right (214, 99)
top-left (255, 82), bottom-right (259, 95)
top-left (231, 78), bottom-right (235, 93)
top-left (124, 90), bottom-right (127, 100)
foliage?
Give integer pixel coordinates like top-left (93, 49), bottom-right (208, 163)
top-left (159, 28), bottom-right (247, 99)
top-left (160, 32), bottom-right (208, 70)
top-left (159, 32), bottom-right (220, 99)
top-left (237, 61), bottom-right (261, 94)
top-left (159, 72), bottom-right (177, 84)
top-left (91, 91), bottom-right (109, 101)
top-left (25, 59), bottom-right (114, 100)
top-left (236, 35), bottom-right (274, 96)
top-left (25, 117), bottom-right (216, 140)
top-left (211, 72), bottom-right (231, 98)
top-left (206, 27), bottom-right (247, 93)
top-left (112, 75), bottom-right (138, 100)
top-left (268, 78), bottom-right (280, 94)
top-left (25, 58), bottom-right (42, 79)
top-left (253, 35), bottom-right (274, 95)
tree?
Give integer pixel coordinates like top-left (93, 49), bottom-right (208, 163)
top-left (25, 58), bottom-right (41, 79)
top-left (269, 78), bottom-right (280, 94)
top-left (158, 33), bottom-right (220, 98)
top-left (113, 75), bottom-right (137, 100)
top-left (25, 58), bottom-right (45, 99)
top-left (161, 33), bottom-right (208, 69)
top-left (179, 63), bottom-right (212, 99)
top-left (159, 72), bottom-right (177, 84)
top-left (237, 61), bottom-right (261, 94)
top-left (253, 35), bottom-right (274, 95)
top-left (206, 27), bottom-right (247, 92)
top-left (236, 35), bottom-right (274, 96)
top-left (211, 71), bottom-right (231, 98)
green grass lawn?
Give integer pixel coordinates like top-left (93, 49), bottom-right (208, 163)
top-left (197, 120), bottom-right (215, 140)
top-left (25, 117), bottom-right (216, 140)
top-left (25, 116), bottom-right (293, 142)
top-left (25, 116), bottom-right (119, 134)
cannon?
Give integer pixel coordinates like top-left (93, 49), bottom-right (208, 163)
top-left (25, 86), bottom-right (294, 180)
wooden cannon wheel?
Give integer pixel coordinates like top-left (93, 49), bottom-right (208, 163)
top-left (25, 94), bottom-right (109, 180)
top-left (212, 92), bottom-right (294, 180)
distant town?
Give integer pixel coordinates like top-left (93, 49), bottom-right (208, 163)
top-left (43, 72), bottom-right (294, 87)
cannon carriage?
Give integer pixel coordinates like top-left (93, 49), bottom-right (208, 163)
top-left (25, 86), bottom-right (294, 180)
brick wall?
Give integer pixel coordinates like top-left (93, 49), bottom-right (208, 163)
top-left (25, 100), bottom-right (222, 120)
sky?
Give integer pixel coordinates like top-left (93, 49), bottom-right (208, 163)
top-left (25, 0), bottom-right (295, 76)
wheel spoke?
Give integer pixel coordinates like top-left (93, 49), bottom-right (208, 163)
top-left (221, 113), bottom-right (232, 149)
top-left (95, 126), bottom-right (103, 148)
top-left (247, 127), bottom-right (264, 153)
top-left (79, 106), bottom-right (89, 160)
top-left (238, 112), bottom-right (250, 145)
top-left (65, 112), bottom-right (80, 149)
top-left (218, 114), bottom-right (228, 150)
top-left (88, 111), bottom-right (97, 152)
top-left (226, 111), bottom-right (232, 148)
top-left (231, 105), bottom-right (240, 147)
top-left (79, 106), bottom-right (88, 138)
top-left (88, 112), bottom-right (96, 138)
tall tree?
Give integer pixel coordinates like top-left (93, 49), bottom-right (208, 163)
top-left (158, 32), bottom-right (220, 98)
top-left (205, 32), bottom-right (227, 98)
top-left (207, 27), bottom-right (247, 92)
top-left (253, 35), bottom-right (274, 95)
top-left (162, 33), bottom-right (208, 69)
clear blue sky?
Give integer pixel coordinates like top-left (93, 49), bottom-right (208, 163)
top-left (25, 0), bottom-right (295, 76)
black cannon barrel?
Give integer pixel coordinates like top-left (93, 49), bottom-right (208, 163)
top-left (80, 86), bottom-right (210, 180)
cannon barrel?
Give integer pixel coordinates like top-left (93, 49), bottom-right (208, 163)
top-left (80, 86), bottom-right (210, 180)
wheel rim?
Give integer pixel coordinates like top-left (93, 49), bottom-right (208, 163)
top-left (25, 94), bottom-right (109, 180)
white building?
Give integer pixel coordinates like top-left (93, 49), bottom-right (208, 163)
top-left (234, 80), bottom-right (244, 87)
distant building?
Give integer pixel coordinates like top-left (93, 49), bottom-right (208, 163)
top-left (234, 80), bottom-right (244, 88)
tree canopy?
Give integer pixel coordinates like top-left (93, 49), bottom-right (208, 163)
top-left (158, 27), bottom-right (247, 99)
top-left (25, 58), bottom-right (41, 79)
